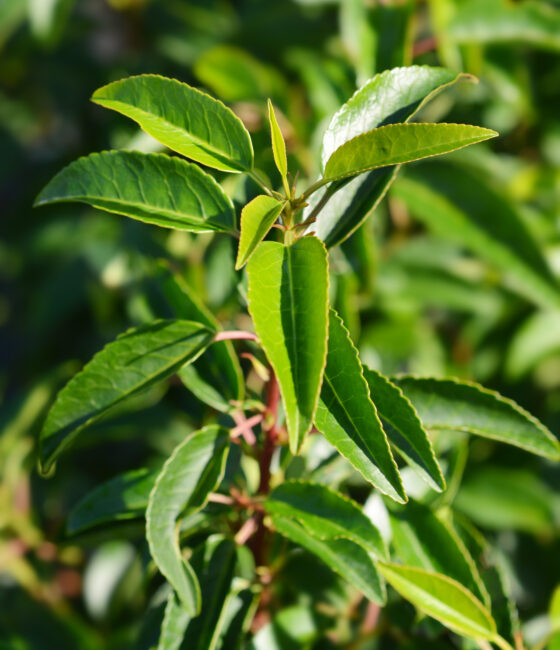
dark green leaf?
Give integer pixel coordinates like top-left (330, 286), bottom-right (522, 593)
top-left (247, 237), bottom-right (329, 454)
top-left (236, 195), bottom-right (285, 270)
top-left (146, 427), bottom-right (230, 616)
top-left (39, 320), bottom-right (215, 473)
top-left (394, 375), bottom-right (560, 460)
top-left (314, 309), bottom-right (406, 502)
top-left (91, 75), bottom-right (254, 172)
top-left (35, 151), bottom-right (236, 234)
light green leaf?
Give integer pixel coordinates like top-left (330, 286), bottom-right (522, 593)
top-left (392, 162), bottom-right (560, 310)
top-left (236, 195), bottom-right (285, 270)
top-left (266, 481), bottom-right (387, 559)
top-left (67, 468), bottom-right (156, 535)
top-left (28, 0), bottom-right (74, 45)
top-left (393, 375), bottom-right (560, 460)
top-left (247, 237), bottom-right (329, 454)
top-left (506, 310), bottom-right (560, 380)
top-left (378, 563), bottom-right (497, 641)
top-left (271, 515), bottom-right (386, 604)
top-left (314, 309), bottom-right (406, 503)
top-left (363, 367), bottom-right (445, 492)
top-left (389, 501), bottom-right (489, 606)
top-left (39, 320), bottom-right (215, 473)
top-left (448, 0), bottom-right (560, 52)
top-left (91, 75), bottom-right (253, 173)
top-left (310, 65), bottom-right (470, 248)
top-left (146, 427), bottom-right (230, 616)
top-left (267, 100), bottom-right (288, 184)
top-left (158, 595), bottom-right (190, 650)
top-left (322, 123), bottom-right (497, 185)
top-left (34, 151), bottom-right (236, 234)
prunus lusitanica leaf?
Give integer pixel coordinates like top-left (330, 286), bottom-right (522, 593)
top-left (267, 99), bottom-right (288, 181)
top-left (34, 151), bottom-right (236, 234)
top-left (67, 468), bottom-right (156, 535)
top-left (392, 162), bottom-right (560, 310)
top-left (91, 75), bottom-right (254, 172)
top-left (266, 481), bottom-right (387, 559)
top-left (506, 310), bottom-right (560, 379)
top-left (39, 320), bottom-right (215, 473)
top-left (363, 367), bottom-right (445, 492)
top-left (314, 309), bottom-right (406, 503)
top-left (322, 123), bottom-right (497, 185)
top-left (236, 195), bottom-right (285, 269)
top-left (378, 563), bottom-right (497, 642)
top-left (271, 515), bottom-right (386, 604)
top-left (146, 427), bottom-right (230, 616)
top-left (247, 237), bottom-right (329, 454)
top-left (389, 501), bottom-right (489, 606)
top-left (393, 376), bottom-right (560, 460)
top-left (310, 66), bottom-right (471, 247)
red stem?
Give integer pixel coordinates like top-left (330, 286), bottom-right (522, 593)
top-left (214, 330), bottom-right (258, 342)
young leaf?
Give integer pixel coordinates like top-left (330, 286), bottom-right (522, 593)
top-left (67, 468), bottom-right (156, 535)
top-left (389, 501), bottom-right (489, 606)
top-left (392, 162), bottom-right (560, 310)
top-left (39, 320), bottom-right (215, 473)
top-left (322, 123), bottom-right (497, 185)
top-left (91, 75), bottom-right (254, 173)
top-left (314, 309), bottom-right (406, 503)
top-left (236, 195), bottom-right (285, 270)
top-left (146, 427), bottom-right (230, 616)
top-left (393, 375), bottom-right (560, 460)
top-left (378, 562), bottom-right (497, 642)
top-left (266, 481), bottom-right (387, 559)
top-left (34, 151), bottom-right (236, 234)
top-left (363, 367), bottom-right (445, 492)
top-left (247, 237), bottom-right (329, 454)
top-left (271, 515), bottom-right (386, 605)
top-left (311, 65), bottom-right (469, 248)
top-left (267, 99), bottom-right (289, 188)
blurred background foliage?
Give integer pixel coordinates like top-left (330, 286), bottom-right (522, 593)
top-left (2, 0), bottom-right (560, 647)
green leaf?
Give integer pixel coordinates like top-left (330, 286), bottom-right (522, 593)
top-left (236, 195), bottom-right (285, 270)
top-left (67, 468), bottom-right (156, 535)
top-left (91, 75), bottom-right (254, 173)
top-left (39, 320), bottom-right (215, 473)
top-left (363, 367), bottom-right (445, 492)
top-left (378, 562), bottom-right (497, 641)
top-left (28, 0), bottom-right (74, 45)
top-left (310, 65), bottom-right (470, 248)
top-left (389, 501), bottom-right (489, 606)
top-left (506, 310), bottom-right (560, 380)
top-left (455, 468), bottom-right (555, 534)
top-left (448, 0), bottom-right (560, 52)
top-left (247, 237), bottom-right (329, 454)
top-left (266, 481), bottom-right (387, 559)
top-left (271, 515), bottom-right (386, 605)
top-left (267, 99), bottom-right (288, 183)
top-left (322, 123), bottom-right (497, 185)
top-left (393, 375), bottom-right (560, 460)
top-left (392, 162), bottom-right (560, 310)
top-left (158, 595), bottom-right (190, 650)
top-left (314, 309), bottom-right (406, 503)
top-left (34, 151), bottom-right (236, 234)
top-left (146, 427), bottom-right (230, 616)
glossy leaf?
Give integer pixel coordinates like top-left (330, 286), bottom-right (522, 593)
top-left (236, 195), bottom-right (285, 270)
top-left (363, 367), bottom-right (445, 491)
top-left (322, 123), bottom-right (497, 185)
top-left (389, 501), bottom-right (489, 605)
top-left (394, 375), bottom-right (560, 460)
top-left (267, 99), bottom-right (288, 182)
top-left (35, 151), bottom-right (236, 234)
top-left (67, 468), bottom-right (156, 535)
top-left (247, 237), bottom-right (329, 454)
top-left (392, 162), bottom-right (560, 310)
top-left (271, 515), bottom-right (386, 604)
top-left (91, 75), bottom-right (254, 172)
top-left (314, 309), bottom-right (406, 503)
top-left (146, 427), bottom-right (230, 616)
top-left (310, 66), bottom-right (469, 247)
top-left (266, 481), bottom-right (387, 559)
top-left (39, 320), bottom-right (215, 473)
top-left (378, 563), bottom-right (497, 641)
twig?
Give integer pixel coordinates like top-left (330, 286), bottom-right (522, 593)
top-left (235, 516), bottom-right (259, 545)
top-left (231, 414), bottom-right (264, 440)
top-left (214, 330), bottom-right (258, 342)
